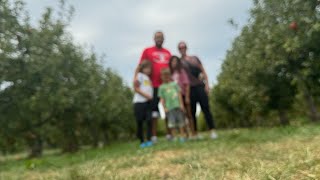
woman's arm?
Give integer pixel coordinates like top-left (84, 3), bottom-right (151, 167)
top-left (199, 64), bottom-right (210, 95)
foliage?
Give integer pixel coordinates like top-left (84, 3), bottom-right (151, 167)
top-left (0, 0), bottom-right (134, 156)
top-left (212, 0), bottom-right (320, 127)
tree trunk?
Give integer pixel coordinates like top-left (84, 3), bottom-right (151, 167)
top-left (62, 132), bottom-right (79, 153)
top-left (61, 123), bottom-right (79, 153)
top-left (61, 110), bottom-right (79, 153)
top-left (304, 91), bottom-right (319, 122)
top-left (87, 118), bottom-right (99, 148)
top-left (26, 132), bottom-right (43, 158)
top-left (278, 109), bottom-right (289, 126)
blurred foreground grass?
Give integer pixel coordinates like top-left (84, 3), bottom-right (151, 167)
top-left (1, 125), bottom-right (320, 180)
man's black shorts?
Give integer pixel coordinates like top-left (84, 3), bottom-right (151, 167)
top-left (151, 88), bottom-right (160, 118)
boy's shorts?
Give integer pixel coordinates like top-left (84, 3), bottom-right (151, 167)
top-left (166, 108), bottom-right (185, 128)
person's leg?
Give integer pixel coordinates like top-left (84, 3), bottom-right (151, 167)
top-left (134, 103), bottom-right (145, 143)
top-left (146, 102), bottom-right (153, 142)
top-left (179, 126), bottom-right (187, 142)
top-left (182, 96), bottom-right (194, 137)
top-left (176, 109), bottom-right (187, 141)
top-left (170, 128), bottom-right (176, 140)
top-left (167, 110), bottom-right (176, 141)
top-left (186, 103), bottom-right (196, 136)
top-left (190, 86), bottom-right (198, 132)
top-left (151, 117), bottom-right (157, 138)
top-left (198, 85), bottom-right (215, 130)
top-left (165, 117), bottom-right (171, 134)
top-left (151, 88), bottom-right (160, 142)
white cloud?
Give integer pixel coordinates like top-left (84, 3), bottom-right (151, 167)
top-left (25, 0), bottom-right (252, 85)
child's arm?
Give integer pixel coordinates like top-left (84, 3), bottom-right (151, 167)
top-left (160, 98), bottom-right (168, 113)
top-left (133, 67), bottom-right (140, 88)
top-left (134, 86), bottom-right (152, 100)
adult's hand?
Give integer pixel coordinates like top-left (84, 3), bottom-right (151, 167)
top-left (205, 84), bottom-right (210, 96)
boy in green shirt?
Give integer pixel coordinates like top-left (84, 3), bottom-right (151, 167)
top-left (158, 68), bottom-right (186, 142)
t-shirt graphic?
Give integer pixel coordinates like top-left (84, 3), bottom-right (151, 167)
top-left (143, 79), bottom-right (151, 86)
top-left (152, 52), bottom-right (169, 64)
top-left (158, 82), bottom-right (181, 111)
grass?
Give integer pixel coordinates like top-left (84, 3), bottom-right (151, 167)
top-left (1, 125), bottom-right (320, 180)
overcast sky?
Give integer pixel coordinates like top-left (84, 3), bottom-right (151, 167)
top-left (25, 0), bottom-right (252, 86)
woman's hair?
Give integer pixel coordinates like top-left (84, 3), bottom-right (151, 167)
top-left (139, 60), bottom-right (152, 73)
top-left (169, 55), bottom-right (183, 73)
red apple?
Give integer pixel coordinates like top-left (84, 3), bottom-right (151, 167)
top-left (289, 21), bottom-right (298, 31)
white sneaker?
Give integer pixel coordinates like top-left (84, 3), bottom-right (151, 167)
top-left (151, 136), bottom-right (158, 143)
top-left (210, 132), bottom-right (218, 139)
top-left (188, 136), bottom-right (197, 141)
top-left (172, 137), bottom-right (178, 142)
top-left (197, 134), bottom-right (204, 140)
top-left (166, 134), bottom-right (173, 141)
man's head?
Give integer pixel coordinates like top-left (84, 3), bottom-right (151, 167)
top-left (178, 41), bottom-right (187, 56)
top-left (154, 31), bottom-right (164, 48)
top-left (161, 68), bottom-right (171, 83)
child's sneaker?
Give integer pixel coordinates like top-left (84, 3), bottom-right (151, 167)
top-left (171, 137), bottom-right (178, 142)
top-left (210, 131), bottom-right (218, 139)
top-left (197, 134), bottom-right (204, 140)
top-left (188, 135), bottom-right (197, 141)
top-left (140, 142), bottom-right (147, 148)
top-left (166, 134), bottom-right (173, 141)
top-left (145, 141), bottom-right (153, 147)
top-left (179, 137), bottom-right (186, 143)
top-left (151, 136), bottom-right (158, 143)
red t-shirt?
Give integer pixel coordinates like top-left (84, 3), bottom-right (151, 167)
top-left (139, 46), bottom-right (171, 88)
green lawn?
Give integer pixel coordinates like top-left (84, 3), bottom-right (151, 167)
top-left (1, 125), bottom-right (320, 180)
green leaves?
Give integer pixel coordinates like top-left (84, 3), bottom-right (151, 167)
top-left (0, 0), bottom-right (134, 155)
top-left (213, 0), bottom-right (320, 127)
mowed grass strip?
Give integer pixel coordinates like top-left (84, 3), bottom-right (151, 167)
top-left (1, 125), bottom-right (320, 180)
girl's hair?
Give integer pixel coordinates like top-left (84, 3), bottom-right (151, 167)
top-left (169, 55), bottom-right (183, 73)
top-left (139, 60), bottom-right (152, 73)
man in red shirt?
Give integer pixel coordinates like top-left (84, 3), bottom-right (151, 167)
top-left (134, 31), bottom-right (171, 142)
